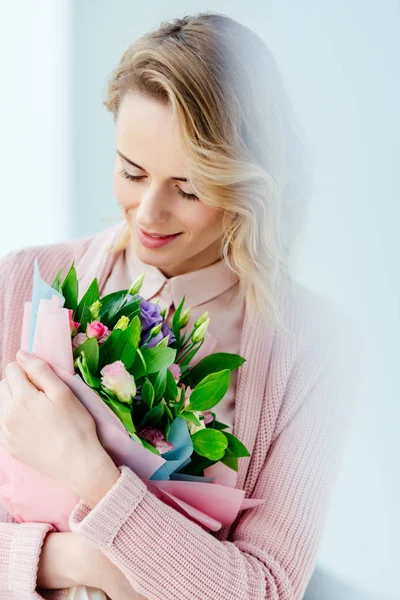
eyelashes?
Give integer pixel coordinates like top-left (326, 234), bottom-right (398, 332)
top-left (119, 169), bottom-right (199, 201)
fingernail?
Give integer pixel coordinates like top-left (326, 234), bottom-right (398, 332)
top-left (17, 350), bottom-right (30, 363)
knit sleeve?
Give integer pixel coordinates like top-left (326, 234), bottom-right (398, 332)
top-left (0, 511), bottom-right (69, 600)
top-left (68, 322), bottom-right (360, 600)
top-left (0, 521), bottom-right (72, 600)
top-left (0, 253), bottom-right (69, 600)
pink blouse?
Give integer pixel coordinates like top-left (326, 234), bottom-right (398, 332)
top-left (101, 240), bottom-right (245, 432)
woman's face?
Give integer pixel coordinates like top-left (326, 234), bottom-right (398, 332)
top-left (114, 91), bottom-right (224, 277)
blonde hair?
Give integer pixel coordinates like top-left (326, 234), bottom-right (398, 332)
top-left (104, 12), bottom-right (313, 333)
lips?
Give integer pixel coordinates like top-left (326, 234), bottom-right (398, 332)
top-left (146, 233), bottom-right (178, 238)
top-left (139, 228), bottom-right (181, 238)
top-left (136, 225), bottom-right (183, 248)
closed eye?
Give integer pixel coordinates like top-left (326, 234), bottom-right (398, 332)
top-left (119, 169), bottom-right (199, 201)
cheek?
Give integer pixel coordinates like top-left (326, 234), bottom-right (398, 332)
top-left (187, 205), bottom-right (223, 234)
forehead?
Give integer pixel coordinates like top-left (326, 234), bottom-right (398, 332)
top-left (115, 92), bottom-right (188, 174)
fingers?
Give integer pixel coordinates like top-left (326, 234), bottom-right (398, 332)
top-left (0, 377), bottom-right (12, 414)
top-left (5, 361), bottom-right (39, 405)
top-left (0, 377), bottom-right (13, 422)
top-left (0, 377), bottom-right (16, 446)
top-left (12, 351), bottom-right (73, 403)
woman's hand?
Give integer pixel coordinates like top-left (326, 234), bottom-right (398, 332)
top-left (0, 353), bottom-right (147, 598)
top-left (0, 351), bottom-right (120, 503)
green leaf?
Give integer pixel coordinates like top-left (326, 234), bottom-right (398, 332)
top-left (189, 352), bottom-right (246, 388)
top-left (119, 316), bottom-right (141, 370)
top-left (139, 438), bottom-right (161, 455)
top-left (191, 428), bottom-right (228, 461)
top-left (186, 369), bottom-right (230, 412)
top-left (177, 451), bottom-right (215, 476)
top-left (212, 419), bottom-right (230, 431)
top-left (180, 345), bottom-right (203, 367)
top-left (164, 368), bottom-right (179, 402)
top-left (79, 304), bottom-right (93, 334)
top-left (75, 278), bottom-right (100, 323)
top-left (51, 268), bottom-right (63, 294)
top-left (153, 368), bottom-right (167, 401)
top-left (220, 447), bottom-right (239, 471)
top-left (140, 347), bottom-right (177, 375)
top-left (99, 290), bottom-right (129, 323)
top-left (61, 262), bottom-right (79, 311)
top-left (128, 348), bottom-right (147, 379)
top-left (74, 354), bottom-right (101, 388)
top-left (98, 328), bottom-right (123, 370)
top-left (141, 403), bottom-right (165, 427)
top-left (72, 337), bottom-right (99, 373)
top-left (171, 296), bottom-right (185, 346)
top-left (108, 298), bottom-right (141, 330)
top-left (223, 431), bottom-right (250, 457)
top-left (176, 384), bottom-right (186, 411)
top-left (101, 392), bottom-right (136, 436)
top-left (181, 411), bottom-right (202, 426)
top-left (141, 378), bottom-right (155, 408)
top-left (162, 399), bottom-right (174, 422)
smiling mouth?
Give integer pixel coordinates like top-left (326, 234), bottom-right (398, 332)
top-left (138, 227), bottom-right (183, 238)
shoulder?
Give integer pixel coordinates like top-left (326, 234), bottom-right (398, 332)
top-left (0, 234), bottom-right (91, 289)
top-left (0, 225), bottom-right (122, 378)
top-left (0, 222), bottom-right (124, 296)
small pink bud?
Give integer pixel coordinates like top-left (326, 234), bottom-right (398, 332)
top-left (202, 410), bottom-right (214, 425)
top-left (68, 309), bottom-right (80, 337)
top-left (168, 363), bottom-right (181, 383)
top-left (177, 384), bottom-right (192, 408)
top-left (72, 332), bottom-right (88, 349)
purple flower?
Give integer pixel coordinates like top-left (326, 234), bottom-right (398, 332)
top-left (139, 298), bottom-right (176, 347)
top-left (139, 298), bottom-right (163, 330)
top-left (138, 426), bottom-right (174, 454)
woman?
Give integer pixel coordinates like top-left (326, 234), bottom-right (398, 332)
top-left (0, 11), bottom-right (356, 600)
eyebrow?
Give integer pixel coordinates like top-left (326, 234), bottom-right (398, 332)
top-left (117, 150), bottom-right (188, 182)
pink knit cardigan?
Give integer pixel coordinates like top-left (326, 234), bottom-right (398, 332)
top-left (0, 222), bottom-right (360, 600)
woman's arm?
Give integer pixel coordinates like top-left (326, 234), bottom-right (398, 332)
top-left (0, 508), bottom-right (142, 600)
top-left (67, 332), bottom-right (359, 600)
top-left (37, 531), bottom-right (146, 600)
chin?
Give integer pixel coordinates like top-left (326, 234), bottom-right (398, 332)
top-left (133, 237), bottom-right (175, 263)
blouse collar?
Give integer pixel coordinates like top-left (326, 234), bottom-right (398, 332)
top-left (125, 238), bottom-right (239, 309)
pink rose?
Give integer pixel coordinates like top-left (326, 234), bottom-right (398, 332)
top-left (86, 320), bottom-right (110, 344)
top-left (168, 363), bottom-right (181, 383)
top-left (100, 360), bottom-right (136, 403)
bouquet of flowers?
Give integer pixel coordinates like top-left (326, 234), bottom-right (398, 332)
top-left (0, 259), bottom-right (264, 533)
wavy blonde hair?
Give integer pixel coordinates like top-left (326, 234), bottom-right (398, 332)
top-left (104, 12), bottom-right (312, 333)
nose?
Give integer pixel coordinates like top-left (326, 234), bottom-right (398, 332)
top-left (136, 184), bottom-right (169, 225)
